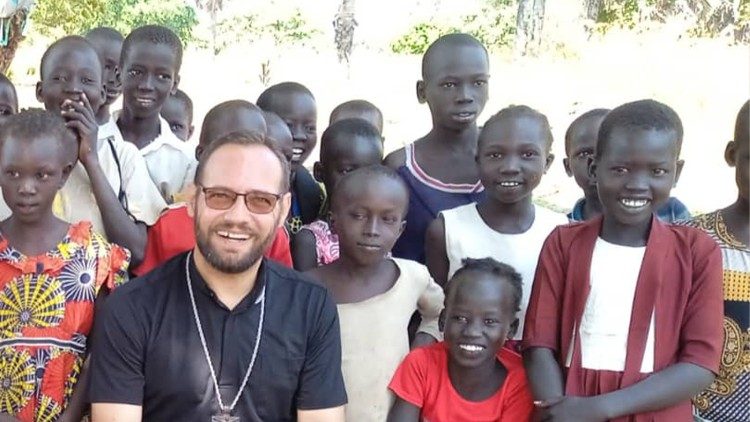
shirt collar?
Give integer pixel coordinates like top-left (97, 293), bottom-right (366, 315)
top-left (187, 253), bottom-right (268, 313)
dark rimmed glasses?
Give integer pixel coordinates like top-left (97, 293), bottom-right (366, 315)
top-left (197, 185), bottom-right (283, 214)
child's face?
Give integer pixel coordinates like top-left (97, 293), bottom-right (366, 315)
top-left (266, 120), bottom-right (294, 165)
top-left (271, 92), bottom-right (317, 165)
top-left (563, 117), bottom-right (603, 197)
top-left (89, 37), bottom-right (123, 106)
top-left (420, 45), bottom-right (489, 130)
top-left (0, 83), bottom-right (18, 126)
top-left (37, 45), bottom-right (105, 115)
top-left (0, 136), bottom-right (71, 224)
top-left (161, 96), bottom-right (192, 141)
top-left (121, 42), bottom-right (179, 119)
top-left (443, 273), bottom-right (515, 369)
top-left (477, 117), bottom-right (552, 205)
top-left (591, 127), bottom-right (682, 227)
top-left (331, 177), bottom-right (407, 265)
top-left (315, 135), bottom-right (383, 195)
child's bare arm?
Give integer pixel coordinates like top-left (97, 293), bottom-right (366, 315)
top-left (386, 397), bottom-right (421, 422)
top-left (291, 228), bottom-right (319, 271)
top-left (424, 217), bottom-right (449, 288)
top-left (537, 362), bottom-right (714, 421)
top-left (383, 148), bottom-right (406, 170)
top-left (412, 269), bottom-right (444, 348)
top-left (62, 94), bottom-right (148, 266)
top-left (523, 347), bottom-right (565, 402)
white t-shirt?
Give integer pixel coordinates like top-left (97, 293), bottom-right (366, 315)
top-left (441, 203), bottom-right (568, 339)
top-left (565, 237), bottom-right (655, 373)
top-left (0, 121), bottom-right (167, 238)
top-left (111, 110), bottom-right (196, 202)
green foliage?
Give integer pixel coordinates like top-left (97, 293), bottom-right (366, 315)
top-left (31, 0), bottom-right (108, 38)
top-left (210, 9), bottom-right (320, 54)
top-left (596, 0), bottom-right (641, 29)
top-left (30, 0), bottom-right (199, 44)
top-left (390, 0), bottom-right (515, 54)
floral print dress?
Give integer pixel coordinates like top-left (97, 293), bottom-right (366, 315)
top-left (0, 222), bottom-right (129, 422)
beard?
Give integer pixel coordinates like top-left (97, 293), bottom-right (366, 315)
top-left (195, 218), bottom-right (279, 274)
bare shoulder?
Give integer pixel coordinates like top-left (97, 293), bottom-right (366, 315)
top-left (383, 147), bottom-right (407, 169)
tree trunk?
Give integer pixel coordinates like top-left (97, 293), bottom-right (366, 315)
top-left (333, 0), bottom-right (356, 63)
top-left (515, 0), bottom-right (546, 56)
top-left (0, 8), bottom-right (27, 75)
top-left (584, 0), bottom-right (603, 21)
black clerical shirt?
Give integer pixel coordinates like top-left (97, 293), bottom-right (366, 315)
top-left (88, 252), bottom-right (346, 421)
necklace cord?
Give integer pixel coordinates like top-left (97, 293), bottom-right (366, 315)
top-left (185, 251), bottom-right (265, 413)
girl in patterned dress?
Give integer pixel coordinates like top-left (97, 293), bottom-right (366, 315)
top-left (0, 110), bottom-right (129, 421)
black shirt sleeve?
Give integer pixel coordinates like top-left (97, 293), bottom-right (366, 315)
top-left (88, 288), bottom-right (148, 405)
top-left (296, 289), bottom-right (347, 410)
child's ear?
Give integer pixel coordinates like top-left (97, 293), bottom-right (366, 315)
top-left (312, 161), bottom-right (323, 183)
top-left (673, 159), bottom-right (685, 187)
top-left (187, 125), bottom-right (195, 140)
top-left (195, 145), bottom-right (204, 161)
top-left (562, 157), bottom-right (573, 177)
top-left (724, 141), bottom-right (738, 167)
top-left (35, 81), bottom-right (44, 103)
top-left (438, 309), bottom-right (446, 333)
top-left (416, 81), bottom-right (426, 104)
top-left (507, 318), bottom-right (519, 339)
top-left (98, 83), bottom-right (106, 105)
top-left (328, 211), bottom-right (338, 234)
top-left (397, 219), bottom-right (407, 237)
top-left (544, 153), bottom-right (555, 173)
top-left (171, 74), bottom-right (181, 95)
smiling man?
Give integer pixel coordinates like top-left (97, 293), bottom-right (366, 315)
top-left (89, 132), bottom-right (347, 422)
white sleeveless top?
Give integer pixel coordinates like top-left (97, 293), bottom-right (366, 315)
top-left (441, 203), bottom-right (567, 339)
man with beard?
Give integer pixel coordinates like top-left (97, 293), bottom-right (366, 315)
top-left (88, 132), bottom-right (347, 421)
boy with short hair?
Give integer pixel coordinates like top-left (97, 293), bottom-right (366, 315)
top-left (384, 33), bottom-right (488, 264)
top-left (161, 89), bottom-right (194, 142)
top-left (0, 35), bottom-right (166, 267)
top-left (114, 25), bottom-right (196, 202)
top-left (257, 82), bottom-right (323, 234)
top-left (523, 100), bottom-right (723, 421)
top-left (0, 109), bottom-right (129, 422)
top-left (0, 72), bottom-right (19, 125)
top-left (564, 108), bottom-right (691, 222)
top-left (85, 26), bottom-right (124, 125)
top-left (330, 99), bottom-right (384, 135)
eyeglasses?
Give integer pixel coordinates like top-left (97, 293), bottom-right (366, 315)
top-left (197, 185), bottom-right (283, 214)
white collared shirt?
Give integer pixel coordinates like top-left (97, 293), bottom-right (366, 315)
top-left (111, 110), bottom-right (197, 202)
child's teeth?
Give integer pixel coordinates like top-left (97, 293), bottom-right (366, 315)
top-left (500, 181), bottom-right (520, 187)
top-left (620, 198), bottom-right (649, 208)
top-left (459, 344), bottom-right (484, 352)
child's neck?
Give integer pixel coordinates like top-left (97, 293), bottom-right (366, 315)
top-left (0, 213), bottom-right (69, 257)
top-left (96, 104), bottom-right (111, 126)
top-left (322, 254), bottom-right (398, 304)
top-left (477, 198), bottom-right (535, 234)
top-left (448, 354), bottom-right (506, 402)
top-left (721, 195), bottom-right (750, 246)
top-left (425, 124), bottom-right (479, 153)
top-left (581, 194), bottom-right (603, 220)
top-left (600, 214), bottom-right (651, 247)
top-left (336, 253), bottom-right (390, 281)
top-left (117, 108), bottom-right (161, 150)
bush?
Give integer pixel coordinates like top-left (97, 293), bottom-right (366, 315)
top-left (30, 0), bottom-right (199, 44)
top-left (390, 0), bottom-right (515, 54)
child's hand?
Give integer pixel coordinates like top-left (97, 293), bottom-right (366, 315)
top-left (534, 396), bottom-right (607, 422)
top-left (61, 93), bottom-right (99, 168)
